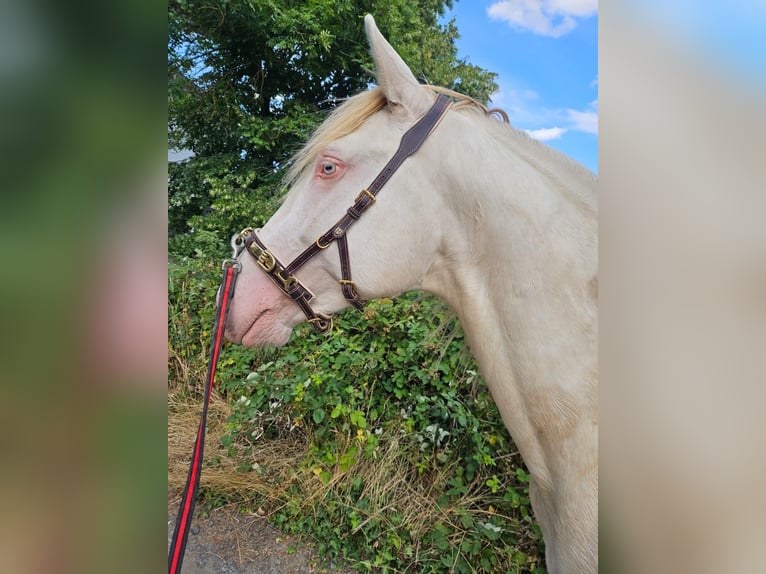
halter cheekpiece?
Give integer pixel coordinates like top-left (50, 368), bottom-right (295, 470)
top-left (232, 93), bottom-right (452, 333)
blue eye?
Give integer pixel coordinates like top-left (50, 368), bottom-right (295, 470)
top-left (322, 161), bottom-right (337, 175)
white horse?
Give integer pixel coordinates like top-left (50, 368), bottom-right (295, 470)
top-left (225, 15), bottom-right (597, 574)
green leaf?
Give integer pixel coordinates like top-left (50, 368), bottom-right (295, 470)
top-left (349, 410), bottom-right (367, 429)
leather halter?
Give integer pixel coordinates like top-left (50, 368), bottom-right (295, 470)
top-left (233, 93), bottom-right (452, 334)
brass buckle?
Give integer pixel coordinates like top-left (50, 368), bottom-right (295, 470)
top-left (253, 249), bottom-right (276, 272)
top-left (354, 188), bottom-right (376, 204)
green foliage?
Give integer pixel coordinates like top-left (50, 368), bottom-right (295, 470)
top-left (168, 259), bottom-right (218, 374)
top-left (169, 255), bottom-right (544, 571)
top-left (168, 257), bottom-right (265, 389)
top-left (218, 294), bottom-right (543, 572)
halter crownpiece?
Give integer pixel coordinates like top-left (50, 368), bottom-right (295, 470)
top-left (234, 93), bottom-right (452, 333)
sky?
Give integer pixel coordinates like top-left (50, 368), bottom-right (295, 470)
top-left (442, 0), bottom-right (598, 173)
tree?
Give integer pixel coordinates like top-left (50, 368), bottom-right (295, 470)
top-left (168, 0), bottom-right (498, 256)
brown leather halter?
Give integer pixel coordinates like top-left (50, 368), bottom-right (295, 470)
top-left (232, 93), bottom-right (452, 334)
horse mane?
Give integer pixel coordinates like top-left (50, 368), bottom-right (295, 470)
top-left (424, 84), bottom-right (510, 123)
top-left (428, 86), bottom-right (596, 186)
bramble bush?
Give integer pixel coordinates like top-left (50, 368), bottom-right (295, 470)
top-left (168, 255), bottom-right (545, 573)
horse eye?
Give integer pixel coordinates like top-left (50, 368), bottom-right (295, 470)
top-left (321, 161), bottom-right (337, 175)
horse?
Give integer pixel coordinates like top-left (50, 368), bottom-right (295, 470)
top-left (224, 14), bottom-right (598, 574)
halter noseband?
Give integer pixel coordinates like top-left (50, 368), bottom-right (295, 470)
top-left (232, 94), bottom-right (452, 334)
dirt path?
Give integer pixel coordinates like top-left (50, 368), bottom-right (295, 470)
top-left (168, 499), bottom-right (353, 574)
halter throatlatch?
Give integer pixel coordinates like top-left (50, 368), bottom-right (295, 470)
top-left (234, 93), bottom-right (452, 334)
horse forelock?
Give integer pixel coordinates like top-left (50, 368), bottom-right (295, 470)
top-left (284, 88), bottom-right (388, 186)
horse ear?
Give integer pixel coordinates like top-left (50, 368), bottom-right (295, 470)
top-left (364, 14), bottom-right (432, 116)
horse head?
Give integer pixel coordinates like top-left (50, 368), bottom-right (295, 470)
top-left (225, 15), bottom-right (452, 346)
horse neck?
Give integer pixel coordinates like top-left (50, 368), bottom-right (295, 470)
top-left (421, 111), bottom-right (598, 459)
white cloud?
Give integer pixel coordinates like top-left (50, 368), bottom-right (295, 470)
top-left (547, 0), bottom-right (599, 17)
top-left (525, 126), bottom-right (568, 141)
top-left (567, 98), bottom-right (598, 134)
top-left (487, 0), bottom-right (597, 37)
top-left (566, 109), bottom-right (598, 134)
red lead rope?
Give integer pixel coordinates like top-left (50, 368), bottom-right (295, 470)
top-left (169, 262), bottom-right (239, 574)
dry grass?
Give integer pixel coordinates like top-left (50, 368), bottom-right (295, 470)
top-left (169, 388), bottom-right (477, 536)
top-left (168, 388), bottom-right (308, 508)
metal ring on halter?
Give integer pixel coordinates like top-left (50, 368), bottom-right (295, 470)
top-left (307, 316), bottom-right (333, 332)
top-left (316, 235), bottom-right (331, 249)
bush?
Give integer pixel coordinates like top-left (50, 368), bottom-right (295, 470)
top-left (169, 256), bottom-right (545, 572)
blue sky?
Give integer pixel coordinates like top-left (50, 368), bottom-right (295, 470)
top-left (441, 1), bottom-right (598, 173)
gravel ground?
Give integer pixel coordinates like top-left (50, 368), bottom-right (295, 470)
top-left (168, 500), bottom-right (353, 574)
